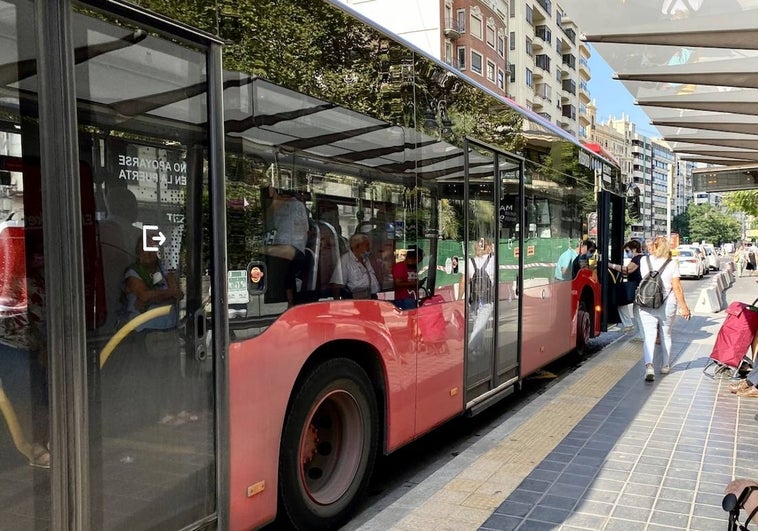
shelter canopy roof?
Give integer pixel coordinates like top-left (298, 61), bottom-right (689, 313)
top-left (558, 0), bottom-right (758, 167)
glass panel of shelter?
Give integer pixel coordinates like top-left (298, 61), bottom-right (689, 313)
top-left (0, 1), bottom-right (51, 529)
top-left (72, 9), bottom-right (216, 530)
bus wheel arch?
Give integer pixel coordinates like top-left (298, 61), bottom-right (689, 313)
top-left (278, 347), bottom-right (383, 530)
top-left (575, 289), bottom-right (594, 356)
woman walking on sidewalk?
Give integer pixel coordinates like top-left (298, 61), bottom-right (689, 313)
top-left (638, 236), bottom-right (692, 381)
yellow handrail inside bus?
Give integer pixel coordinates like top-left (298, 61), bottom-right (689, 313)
top-left (0, 382), bottom-right (33, 461)
top-left (98, 305), bottom-right (173, 369)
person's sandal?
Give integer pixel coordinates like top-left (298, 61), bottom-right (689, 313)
top-left (29, 443), bottom-right (50, 469)
top-left (730, 380), bottom-right (752, 394)
top-left (737, 386), bottom-right (758, 398)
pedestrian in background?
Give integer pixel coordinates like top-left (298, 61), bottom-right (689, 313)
top-left (638, 236), bottom-right (692, 381)
top-left (736, 244), bottom-right (747, 278)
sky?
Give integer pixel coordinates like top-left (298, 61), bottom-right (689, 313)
top-left (587, 51), bottom-right (662, 138)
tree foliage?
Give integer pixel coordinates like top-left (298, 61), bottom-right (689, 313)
top-left (723, 191), bottom-right (758, 217)
top-left (673, 203), bottom-right (740, 245)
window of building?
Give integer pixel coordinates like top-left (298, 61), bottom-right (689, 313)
top-left (535, 54), bottom-right (550, 71)
top-left (510, 2), bottom-right (515, 17)
top-left (445, 42), bottom-right (453, 65)
top-left (470, 8), bottom-right (482, 39)
top-left (497, 31), bottom-right (505, 56)
top-left (486, 22), bottom-right (495, 48)
top-left (471, 50), bottom-right (483, 74)
top-left (456, 9), bottom-right (466, 32)
top-left (497, 69), bottom-right (505, 89)
top-left (457, 46), bottom-right (466, 69)
top-left (509, 31), bottom-right (515, 51)
top-left (526, 67), bottom-right (533, 87)
top-left (509, 63), bottom-right (516, 82)
top-left (526, 37), bottom-right (532, 56)
top-left (486, 60), bottom-right (495, 81)
top-left (526, 5), bottom-right (533, 25)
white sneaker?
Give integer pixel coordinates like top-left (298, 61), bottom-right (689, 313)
top-left (661, 365), bottom-right (670, 375)
top-left (645, 365), bottom-right (655, 381)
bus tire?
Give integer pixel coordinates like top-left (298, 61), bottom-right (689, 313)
top-left (575, 301), bottom-right (591, 356)
top-left (278, 358), bottom-right (378, 530)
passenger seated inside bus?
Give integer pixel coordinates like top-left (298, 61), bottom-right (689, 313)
top-left (392, 246), bottom-right (423, 309)
top-left (261, 186), bottom-right (308, 308)
top-left (330, 233), bottom-right (380, 300)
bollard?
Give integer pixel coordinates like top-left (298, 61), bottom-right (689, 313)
top-left (694, 285), bottom-right (722, 313)
top-left (715, 271), bottom-right (729, 292)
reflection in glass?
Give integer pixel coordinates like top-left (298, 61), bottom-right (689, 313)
top-left (72, 9), bottom-right (216, 530)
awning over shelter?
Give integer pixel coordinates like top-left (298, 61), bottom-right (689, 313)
top-left (558, 0), bottom-right (758, 168)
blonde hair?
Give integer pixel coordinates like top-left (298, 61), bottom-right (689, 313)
top-left (650, 236), bottom-right (671, 259)
top-left (474, 237), bottom-right (492, 257)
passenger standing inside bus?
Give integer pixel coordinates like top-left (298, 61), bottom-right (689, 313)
top-left (392, 247), bottom-right (422, 310)
top-left (463, 238), bottom-right (495, 353)
top-left (638, 236), bottom-right (691, 382)
top-left (555, 239), bottom-right (579, 281)
top-left (571, 239), bottom-right (597, 279)
top-left (262, 186), bottom-right (308, 308)
top-left (330, 233), bottom-right (380, 300)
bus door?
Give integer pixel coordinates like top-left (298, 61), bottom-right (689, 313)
top-left (463, 140), bottom-right (523, 409)
top-left (76, 11), bottom-right (217, 530)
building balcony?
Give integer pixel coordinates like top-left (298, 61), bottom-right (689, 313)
top-left (535, 0), bottom-right (552, 17)
top-left (443, 18), bottom-right (463, 40)
top-left (579, 56), bottom-right (591, 79)
top-left (535, 25), bottom-right (552, 46)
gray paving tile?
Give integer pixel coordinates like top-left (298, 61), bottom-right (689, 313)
top-left (493, 500), bottom-right (534, 518)
top-left (527, 505), bottom-right (570, 524)
top-left (649, 509), bottom-right (690, 528)
top-left (480, 513), bottom-right (522, 530)
top-left (516, 520), bottom-right (558, 531)
top-left (561, 511), bottom-right (608, 529)
top-left (603, 518), bottom-right (646, 530)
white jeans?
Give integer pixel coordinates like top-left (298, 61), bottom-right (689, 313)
top-left (619, 303), bottom-right (644, 339)
top-left (638, 295), bottom-right (678, 366)
top-left (469, 302), bottom-right (493, 352)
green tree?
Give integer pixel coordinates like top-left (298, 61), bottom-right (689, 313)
top-left (683, 203), bottom-right (740, 245)
top-left (723, 191), bottom-right (758, 217)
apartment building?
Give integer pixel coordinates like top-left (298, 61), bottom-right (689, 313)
top-left (507, 1), bottom-right (590, 139)
top-left (338, 0), bottom-right (591, 139)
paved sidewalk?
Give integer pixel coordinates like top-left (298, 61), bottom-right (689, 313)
top-left (357, 273), bottom-right (758, 531)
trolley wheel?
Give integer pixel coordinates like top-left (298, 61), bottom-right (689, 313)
top-left (278, 358), bottom-right (378, 530)
top-left (575, 301), bottom-right (591, 356)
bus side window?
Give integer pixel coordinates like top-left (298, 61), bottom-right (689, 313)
top-left (316, 220), bottom-right (341, 298)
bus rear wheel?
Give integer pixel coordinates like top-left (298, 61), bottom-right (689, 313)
top-left (279, 358), bottom-right (378, 530)
top-left (575, 301), bottom-right (592, 356)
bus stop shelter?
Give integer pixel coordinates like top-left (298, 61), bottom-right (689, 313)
top-left (558, 0), bottom-right (758, 192)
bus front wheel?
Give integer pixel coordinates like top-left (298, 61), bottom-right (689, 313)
top-left (279, 358), bottom-right (378, 530)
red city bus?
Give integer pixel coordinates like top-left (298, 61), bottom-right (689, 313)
top-left (0, 1), bottom-right (625, 530)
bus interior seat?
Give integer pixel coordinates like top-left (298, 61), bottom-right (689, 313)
top-left (316, 220), bottom-right (341, 296)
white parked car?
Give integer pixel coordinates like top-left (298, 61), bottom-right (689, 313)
top-left (677, 245), bottom-right (708, 276)
top-left (703, 247), bottom-right (719, 270)
top-left (675, 248), bottom-right (704, 279)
